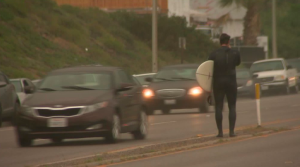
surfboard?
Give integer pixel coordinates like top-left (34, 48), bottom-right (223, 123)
top-left (196, 60), bottom-right (214, 92)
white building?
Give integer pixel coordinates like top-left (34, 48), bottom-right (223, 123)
top-left (168, 0), bottom-right (247, 39)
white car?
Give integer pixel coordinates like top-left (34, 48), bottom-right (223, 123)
top-left (250, 58), bottom-right (298, 94)
top-left (133, 73), bottom-right (156, 88)
top-left (10, 78), bottom-right (36, 104)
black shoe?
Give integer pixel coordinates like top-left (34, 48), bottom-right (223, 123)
top-left (229, 133), bottom-right (237, 137)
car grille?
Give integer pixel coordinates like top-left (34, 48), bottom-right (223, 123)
top-left (156, 89), bottom-right (186, 98)
top-left (255, 77), bottom-right (274, 83)
top-left (36, 108), bottom-right (81, 117)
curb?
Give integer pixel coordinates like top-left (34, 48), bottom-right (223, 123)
top-left (36, 126), bottom-right (285, 167)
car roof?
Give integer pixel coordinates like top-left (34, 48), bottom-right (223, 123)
top-left (133, 73), bottom-right (156, 76)
top-left (49, 65), bottom-right (121, 74)
top-left (253, 58), bottom-right (284, 64)
top-left (161, 64), bottom-right (200, 69)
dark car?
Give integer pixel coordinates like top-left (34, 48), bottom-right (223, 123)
top-left (0, 71), bottom-right (20, 127)
top-left (236, 68), bottom-right (255, 97)
top-left (142, 64), bottom-right (210, 115)
top-left (15, 65), bottom-right (148, 147)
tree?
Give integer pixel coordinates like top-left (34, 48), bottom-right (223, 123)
top-left (218, 0), bottom-right (266, 45)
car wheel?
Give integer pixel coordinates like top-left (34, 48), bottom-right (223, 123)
top-left (105, 114), bottom-right (121, 143)
top-left (51, 138), bottom-right (63, 143)
top-left (199, 101), bottom-right (209, 113)
top-left (162, 109), bottom-right (170, 115)
top-left (132, 110), bottom-right (148, 140)
top-left (16, 129), bottom-right (32, 147)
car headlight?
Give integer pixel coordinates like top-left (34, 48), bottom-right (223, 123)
top-left (81, 102), bottom-right (108, 114)
top-left (274, 75), bottom-right (285, 81)
top-left (246, 80), bottom-right (253, 86)
top-left (188, 87), bottom-right (203, 96)
top-left (143, 89), bottom-right (154, 98)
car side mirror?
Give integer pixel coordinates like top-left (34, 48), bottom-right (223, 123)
top-left (24, 86), bottom-right (34, 94)
top-left (145, 77), bottom-right (153, 82)
top-left (287, 65), bottom-right (293, 70)
top-left (0, 81), bottom-right (7, 87)
top-left (117, 83), bottom-right (134, 92)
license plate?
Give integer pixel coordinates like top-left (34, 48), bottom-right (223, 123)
top-left (164, 99), bottom-right (176, 105)
top-left (261, 85), bottom-right (269, 90)
top-left (48, 118), bottom-right (67, 127)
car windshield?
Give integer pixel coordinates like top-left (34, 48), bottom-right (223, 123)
top-left (11, 81), bottom-right (22, 92)
top-left (250, 61), bottom-right (284, 73)
top-left (237, 70), bottom-right (251, 79)
top-left (39, 72), bottom-right (112, 91)
top-left (135, 74), bottom-right (155, 85)
top-left (154, 67), bottom-right (197, 82)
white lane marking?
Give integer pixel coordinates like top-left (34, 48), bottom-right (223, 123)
top-left (0, 127), bottom-right (14, 132)
top-left (151, 121), bottom-right (177, 126)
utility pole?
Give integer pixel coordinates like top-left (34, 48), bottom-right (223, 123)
top-left (272, 0), bottom-right (278, 58)
top-left (152, 0), bottom-right (158, 72)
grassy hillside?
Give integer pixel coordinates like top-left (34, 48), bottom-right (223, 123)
top-left (0, 0), bottom-right (217, 79)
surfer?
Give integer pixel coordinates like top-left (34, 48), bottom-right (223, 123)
top-left (208, 33), bottom-right (241, 137)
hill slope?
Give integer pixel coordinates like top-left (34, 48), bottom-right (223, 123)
top-left (0, 0), bottom-right (217, 79)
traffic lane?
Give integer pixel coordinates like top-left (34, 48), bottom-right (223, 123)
top-left (111, 129), bottom-right (300, 167)
top-left (1, 94), bottom-right (300, 167)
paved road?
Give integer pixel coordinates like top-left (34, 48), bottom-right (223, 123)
top-left (111, 128), bottom-right (300, 167)
top-left (0, 94), bottom-right (300, 167)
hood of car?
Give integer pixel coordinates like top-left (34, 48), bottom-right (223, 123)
top-left (148, 80), bottom-right (199, 91)
top-left (23, 90), bottom-right (112, 107)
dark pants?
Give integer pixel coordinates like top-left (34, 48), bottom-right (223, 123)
top-left (213, 76), bottom-right (237, 135)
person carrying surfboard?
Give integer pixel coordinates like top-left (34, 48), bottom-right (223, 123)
top-left (208, 33), bottom-right (241, 137)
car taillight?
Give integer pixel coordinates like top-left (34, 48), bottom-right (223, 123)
top-left (143, 89), bottom-right (154, 98)
top-left (188, 87), bottom-right (203, 96)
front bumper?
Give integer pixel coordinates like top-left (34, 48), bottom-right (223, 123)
top-left (16, 107), bottom-right (113, 139)
top-left (143, 94), bottom-right (208, 111)
top-left (259, 81), bottom-right (286, 92)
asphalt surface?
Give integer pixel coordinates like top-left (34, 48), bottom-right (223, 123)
top-left (1, 94), bottom-right (300, 167)
top-left (111, 128), bottom-right (300, 167)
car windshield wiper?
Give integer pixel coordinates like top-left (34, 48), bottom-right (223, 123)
top-left (171, 77), bottom-right (195, 80)
top-left (154, 78), bottom-right (174, 81)
top-left (39, 88), bottom-right (57, 91)
top-left (61, 86), bottom-right (95, 90)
